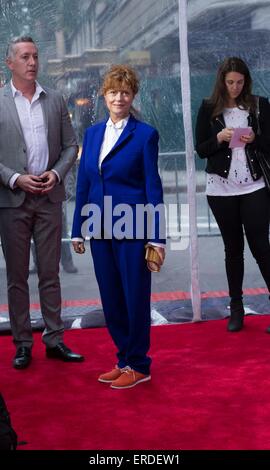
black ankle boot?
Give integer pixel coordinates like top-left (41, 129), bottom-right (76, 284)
top-left (227, 300), bottom-right (245, 332)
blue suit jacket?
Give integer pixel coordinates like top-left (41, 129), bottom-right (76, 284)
top-left (72, 115), bottom-right (165, 243)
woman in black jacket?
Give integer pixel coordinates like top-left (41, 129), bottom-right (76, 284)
top-left (195, 57), bottom-right (270, 332)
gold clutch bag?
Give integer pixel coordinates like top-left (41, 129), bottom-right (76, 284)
top-left (145, 244), bottom-right (162, 272)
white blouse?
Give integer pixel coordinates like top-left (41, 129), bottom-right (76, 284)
top-left (206, 107), bottom-right (265, 196)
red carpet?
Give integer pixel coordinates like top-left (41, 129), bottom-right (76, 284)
top-left (1, 316), bottom-right (270, 450)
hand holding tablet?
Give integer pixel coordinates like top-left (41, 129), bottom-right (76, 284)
top-left (229, 127), bottom-right (252, 148)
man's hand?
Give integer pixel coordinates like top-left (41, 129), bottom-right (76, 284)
top-left (39, 171), bottom-right (57, 194)
top-left (16, 174), bottom-right (44, 193)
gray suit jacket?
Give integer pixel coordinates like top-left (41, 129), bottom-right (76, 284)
top-left (0, 83), bottom-right (78, 207)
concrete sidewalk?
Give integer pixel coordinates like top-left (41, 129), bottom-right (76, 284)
top-left (0, 233), bottom-right (266, 302)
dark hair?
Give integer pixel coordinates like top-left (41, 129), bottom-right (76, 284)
top-left (6, 36), bottom-right (36, 59)
top-left (208, 57), bottom-right (256, 117)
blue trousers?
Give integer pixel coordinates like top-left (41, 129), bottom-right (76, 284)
top-left (90, 238), bottom-right (152, 375)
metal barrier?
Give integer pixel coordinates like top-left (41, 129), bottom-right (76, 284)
top-left (158, 151), bottom-right (219, 236)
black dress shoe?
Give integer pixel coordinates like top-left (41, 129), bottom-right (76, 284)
top-left (13, 346), bottom-right (32, 369)
top-left (46, 342), bottom-right (84, 362)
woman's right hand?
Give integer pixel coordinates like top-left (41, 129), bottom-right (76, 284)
top-left (72, 241), bottom-right (85, 254)
top-left (217, 127), bottom-right (234, 144)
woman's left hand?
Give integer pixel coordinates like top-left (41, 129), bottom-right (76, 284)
top-left (241, 129), bottom-right (255, 144)
top-left (153, 246), bottom-right (165, 264)
top-left (72, 241), bottom-right (85, 254)
top-left (147, 246), bottom-right (165, 272)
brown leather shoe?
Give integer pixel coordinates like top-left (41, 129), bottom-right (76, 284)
top-left (98, 366), bottom-right (122, 383)
top-left (110, 367), bottom-right (151, 389)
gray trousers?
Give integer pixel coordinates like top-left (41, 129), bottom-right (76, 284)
top-left (0, 194), bottom-right (64, 349)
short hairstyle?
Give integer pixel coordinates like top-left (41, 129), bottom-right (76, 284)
top-left (101, 64), bottom-right (139, 96)
top-left (6, 36), bottom-right (36, 59)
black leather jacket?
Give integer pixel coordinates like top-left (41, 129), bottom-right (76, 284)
top-left (195, 96), bottom-right (270, 180)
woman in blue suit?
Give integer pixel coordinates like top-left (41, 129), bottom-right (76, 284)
top-left (72, 65), bottom-right (165, 389)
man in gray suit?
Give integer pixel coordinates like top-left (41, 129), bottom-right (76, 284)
top-left (0, 36), bottom-right (84, 369)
